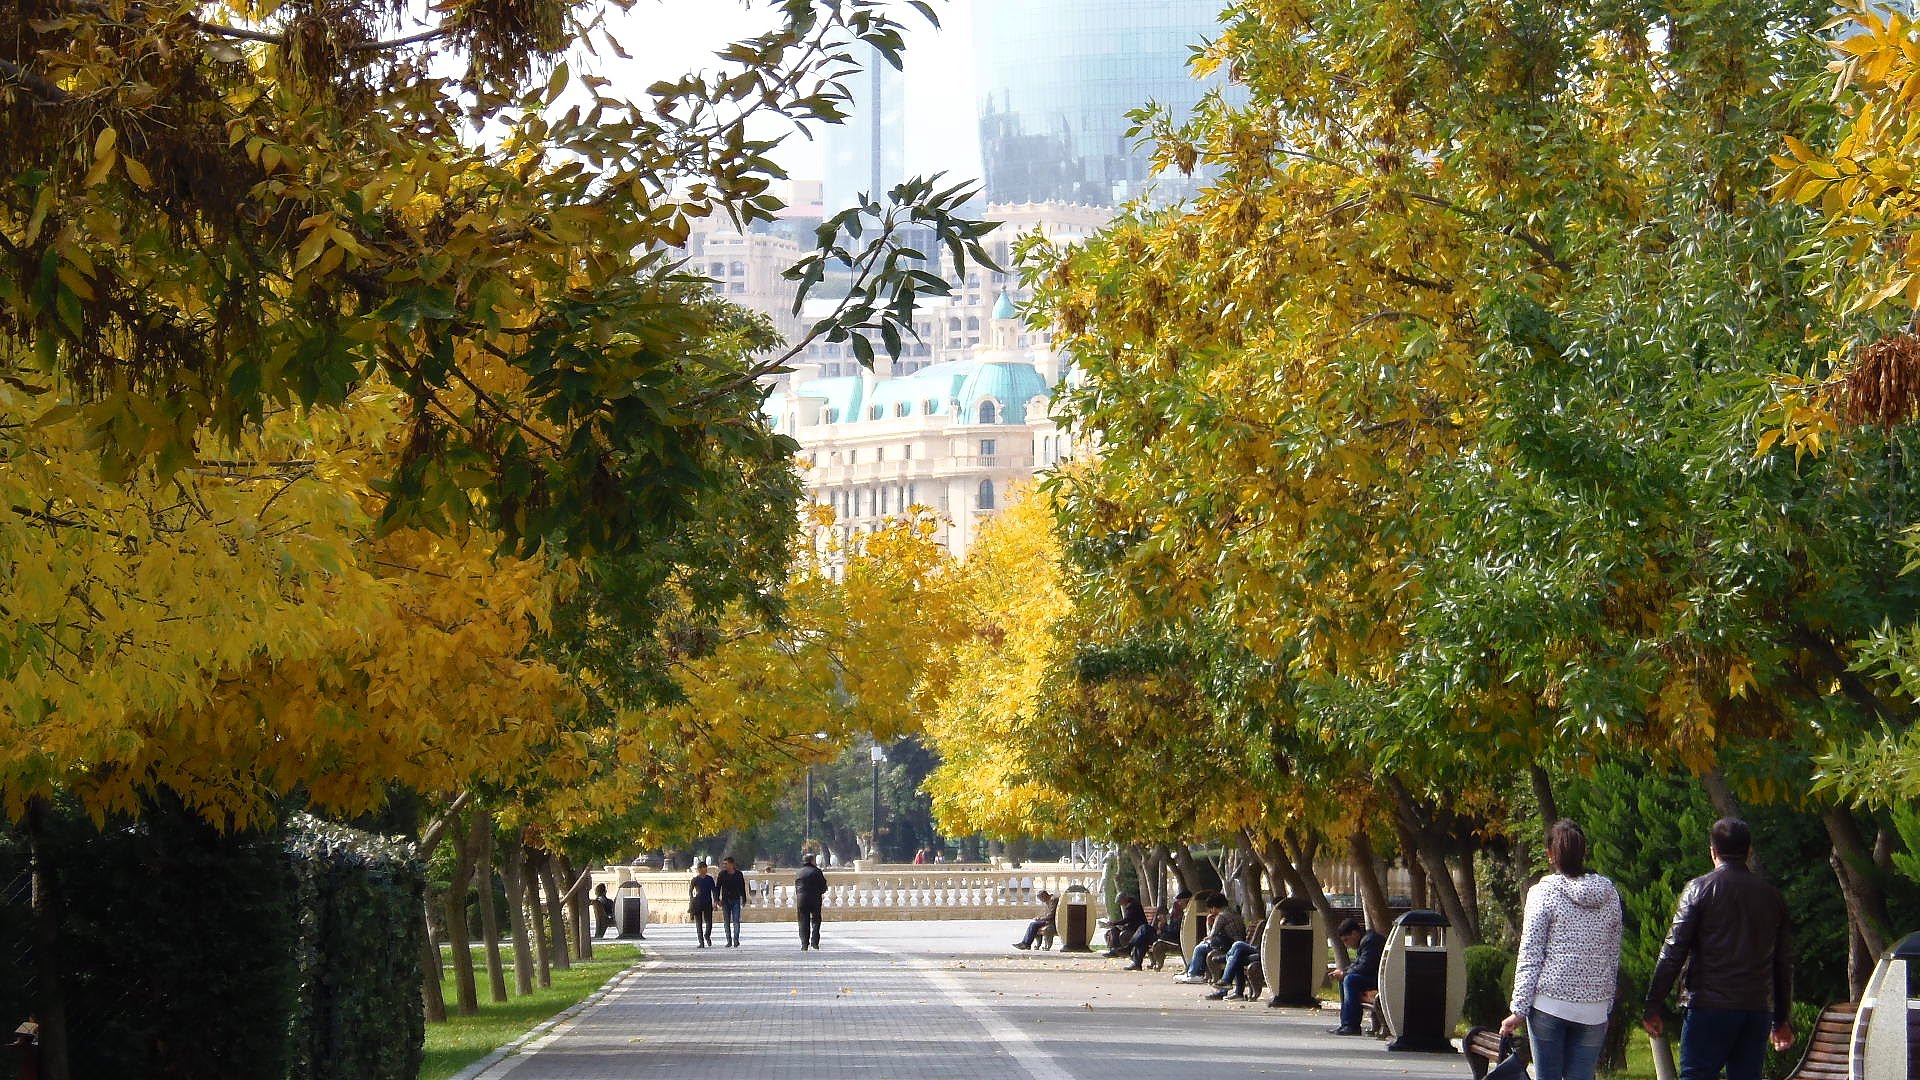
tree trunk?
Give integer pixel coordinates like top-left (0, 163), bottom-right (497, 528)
top-left (1233, 832), bottom-right (1265, 912)
top-left (1393, 816), bottom-right (1430, 909)
top-left (560, 856), bottom-right (591, 960)
top-left (1531, 764), bottom-right (1559, 831)
top-left (1456, 839), bottom-right (1481, 935)
top-left (1348, 824), bottom-right (1394, 933)
top-left (522, 855), bottom-right (551, 989)
top-left (1698, 769), bottom-right (1766, 876)
top-left (444, 810), bottom-right (480, 1016)
top-left (1168, 843), bottom-right (1205, 896)
top-left (502, 840), bottom-right (535, 996)
top-left (26, 797), bottom-right (70, 1080)
top-left (420, 906), bottom-right (448, 1023)
top-left (1387, 776), bottom-right (1479, 944)
top-left (538, 856), bottom-right (572, 971)
top-left (474, 812), bottom-right (508, 1003)
top-left (1823, 804), bottom-right (1893, 997)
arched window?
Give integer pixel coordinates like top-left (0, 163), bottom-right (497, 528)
top-left (730, 261), bottom-right (745, 276)
top-left (869, 405), bottom-right (883, 420)
top-left (895, 402), bottom-right (910, 417)
top-left (709, 261), bottom-right (726, 276)
top-left (966, 316), bottom-right (981, 331)
top-left (977, 479), bottom-right (995, 510)
top-left (948, 317), bottom-right (963, 332)
top-left (978, 401), bottom-right (998, 424)
top-left (923, 400), bottom-right (938, 416)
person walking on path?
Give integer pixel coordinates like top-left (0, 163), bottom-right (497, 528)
top-left (795, 853), bottom-right (828, 951)
top-left (689, 861), bottom-right (718, 948)
top-left (1499, 820), bottom-right (1623, 1080)
top-left (716, 855), bottom-right (748, 947)
top-left (1641, 817), bottom-right (1795, 1080)
top-left (1327, 917), bottom-right (1385, 1036)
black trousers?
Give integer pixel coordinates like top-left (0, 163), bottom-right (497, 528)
top-left (797, 901), bottom-right (823, 947)
top-left (691, 905), bottom-right (714, 944)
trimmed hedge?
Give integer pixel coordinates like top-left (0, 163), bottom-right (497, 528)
top-left (286, 814), bottom-right (425, 1080)
top-left (1463, 944), bottom-right (1516, 1029)
top-left (2, 800), bottom-right (423, 1080)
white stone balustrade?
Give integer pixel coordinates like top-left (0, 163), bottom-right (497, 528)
top-left (592, 862), bottom-right (1103, 924)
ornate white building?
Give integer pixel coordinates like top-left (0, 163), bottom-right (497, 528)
top-left (687, 201), bottom-right (1110, 563)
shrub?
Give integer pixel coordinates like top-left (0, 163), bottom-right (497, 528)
top-left (1463, 944), bottom-right (1516, 1029)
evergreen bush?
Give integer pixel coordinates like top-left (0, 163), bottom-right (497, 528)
top-left (1463, 944), bottom-right (1516, 1029)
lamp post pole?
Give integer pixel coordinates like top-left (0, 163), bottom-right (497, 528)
top-left (869, 745), bottom-right (886, 861)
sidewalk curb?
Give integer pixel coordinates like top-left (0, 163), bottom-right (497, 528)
top-left (449, 956), bottom-right (660, 1080)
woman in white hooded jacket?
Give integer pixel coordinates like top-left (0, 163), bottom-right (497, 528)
top-left (1500, 819), bottom-right (1623, 1080)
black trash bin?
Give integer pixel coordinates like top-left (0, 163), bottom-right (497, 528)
top-left (617, 881), bottom-right (649, 939)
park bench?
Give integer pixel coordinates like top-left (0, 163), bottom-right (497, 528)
top-left (1463, 1027), bottom-right (1526, 1080)
top-left (1782, 1001), bottom-right (1855, 1080)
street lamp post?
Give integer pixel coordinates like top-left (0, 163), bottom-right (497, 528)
top-left (869, 744), bottom-right (886, 861)
top-left (802, 731), bottom-right (828, 858)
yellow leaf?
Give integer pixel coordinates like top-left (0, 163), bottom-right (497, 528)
top-left (122, 156), bottom-right (153, 190)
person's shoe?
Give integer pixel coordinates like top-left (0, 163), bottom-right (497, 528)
top-left (1013, 942), bottom-right (1029, 950)
top-left (1123, 961), bottom-right (1142, 970)
top-left (1102, 949), bottom-right (1123, 958)
top-left (1266, 997), bottom-right (1286, 1008)
top-left (1227, 991), bottom-right (1247, 1001)
top-left (1175, 974), bottom-right (1206, 984)
top-left (1204, 988), bottom-right (1229, 1000)
top-left (1327, 1026), bottom-right (1363, 1036)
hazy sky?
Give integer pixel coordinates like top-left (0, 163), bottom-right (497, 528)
top-left (581, 0), bottom-right (983, 190)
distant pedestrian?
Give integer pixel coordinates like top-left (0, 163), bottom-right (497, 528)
top-left (593, 883), bottom-right (616, 938)
top-left (1500, 820), bottom-right (1623, 1080)
top-left (913, 847), bottom-right (928, 864)
top-left (1642, 817), bottom-right (1794, 1080)
top-left (716, 855), bottom-right (748, 947)
top-left (689, 860), bottom-right (718, 948)
top-left (795, 853), bottom-right (828, 951)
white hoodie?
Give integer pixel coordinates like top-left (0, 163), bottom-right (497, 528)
top-left (1510, 872), bottom-right (1623, 1024)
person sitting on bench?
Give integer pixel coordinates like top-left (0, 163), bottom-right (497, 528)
top-left (1328, 917), bottom-right (1385, 1036)
top-left (1177, 894), bottom-right (1244, 984)
top-left (1012, 890), bottom-right (1058, 950)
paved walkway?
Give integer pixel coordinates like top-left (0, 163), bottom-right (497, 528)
top-left (472, 920), bottom-right (1467, 1080)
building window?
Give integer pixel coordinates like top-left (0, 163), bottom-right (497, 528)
top-left (709, 261), bottom-right (726, 276)
top-left (907, 483), bottom-right (917, 506)
top-left (980, 438), bottom-right (996, 458)
top-left (825, 409), bottom-right (839, 423)
top-left (849, 449), bottom-right (857, 464)
top-left (978, 401), bottom-right (998, 424)
top-left (966, 316), bottom-right (981, 331)
top-left (924, 400), bottom-right (938, 416)
top-left (896, 402), bottom-right (910, 417)
top-left (877, 446), bottom-right (885, 462)
top-left (730, 261), bottom-right (745, 276)
top-left (904, 444), bottom-right (913, 460)
top-left (978, 479), bottom-right (995, 510)
top-left (869, 405), bottom-right (883, 420)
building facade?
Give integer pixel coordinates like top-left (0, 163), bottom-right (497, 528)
top-left (973, 0), bottom-right (1225, 206)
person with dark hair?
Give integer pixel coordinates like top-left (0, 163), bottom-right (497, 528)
top-left (1013, 890), bottom-right (1058, 950)
top-left (715, 855), bottom-right (748, 947)
top-left (1327, 916), bottom-right (1386, 1036)
top-left (1642, 817), bottom-right (1794, 1080)
top-left (794, 853), bottom-right (828, 951)
top-left (1147, 890), bottom-right (1194, 970)
top-left (688, 860), bottom-right (718, 948)
top-left (592, 883), bottom-right (616, 938)
top-left (1104, 894), bottom-right (1154, 965)
top-left (1500, 820), bottom-right (1623, 1080)
top-left (1177, 894), bottom-right (1245, 984)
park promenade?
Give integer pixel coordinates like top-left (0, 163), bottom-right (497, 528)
top-left (460, 919), bottom-right (1464, 1080)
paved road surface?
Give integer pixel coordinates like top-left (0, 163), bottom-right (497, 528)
top-left (471, 919), bottom-right (1467, 1080)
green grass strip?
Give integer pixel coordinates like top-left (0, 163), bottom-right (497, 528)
top-left (419, 944), bottom-right (643, 1080)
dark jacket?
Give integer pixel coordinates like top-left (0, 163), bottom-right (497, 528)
top-left (688, 872), bottom-right (717, 911)
top-left (1114, 900), bottom-right (1149, 937)
top-left (1350, 930), bottom-right (1386, 986)
top-left (1644, 861), bottom-right (1792, 1024)
top-left (795, 864), bottom-right (828, 905)
top-left (716, 867), bottom-right (748, 905)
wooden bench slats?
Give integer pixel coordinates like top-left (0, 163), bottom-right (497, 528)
top-left (1785, 1002), bottom-right (1856, 1080)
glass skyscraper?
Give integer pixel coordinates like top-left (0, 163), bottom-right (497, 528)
top-left (822, 42), bottom-right (908, 214)
top-left (973, 0), bottom-right (1225, 206)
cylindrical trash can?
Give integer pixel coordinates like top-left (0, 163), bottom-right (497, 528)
top-left (1059, 885), bottom-right (1094, 952)
top-left (617, 881), bottom-right (649, 939)
top-left (1852, 930), bottom-right (1920, 1079)
top-left (1264, 897), bottom-right (1327, 1006)
top-left (1179, 900), bottom-right (1206, 965)
top-left (1379, 909), bottom-right (1464, 1053)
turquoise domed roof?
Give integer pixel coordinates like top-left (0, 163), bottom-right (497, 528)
top-left (794, 376), bottom-right (864, 423)
top-left (958, 361), bottom-right (1050, 424)
top-left (992, 292), bottom-right (1018, 321)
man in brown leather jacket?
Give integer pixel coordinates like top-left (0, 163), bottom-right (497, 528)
top-left (1640, 818), bottom-right (1794, 1080)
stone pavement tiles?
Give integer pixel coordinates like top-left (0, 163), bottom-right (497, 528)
top-left (472, 919), bottom-right (1468, 1080)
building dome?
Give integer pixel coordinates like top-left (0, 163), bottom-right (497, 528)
top-left (992, 292), bottom-right (1018, 321)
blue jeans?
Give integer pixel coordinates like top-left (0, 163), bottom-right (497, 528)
top-left (1340, 971), bottom-right (1376, 1031)
top-left (1527, 1009), bottom-right (1608, 1080)
top-left (1680, 1008), bottom-right (1771, 1080)
top-left (1186, 941), bottom-right (1214, 977)
top-left (1217, 941), bottom-right (1258, 992)
top-left (723, 899), bottom-right (743, 945)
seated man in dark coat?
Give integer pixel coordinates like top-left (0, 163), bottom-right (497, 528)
top-left (1013, 890), bottom-right (1058, 950)
top-left (1328, 917), bottom-right (1386, 1035)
